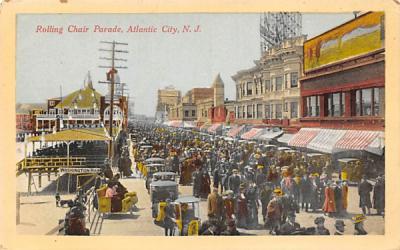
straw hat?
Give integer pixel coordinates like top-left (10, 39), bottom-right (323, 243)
top-left (273, 188), bottom-right (283, 196)
top-left (352, 214), bottom-right (366, 223)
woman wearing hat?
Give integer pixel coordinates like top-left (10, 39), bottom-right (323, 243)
top-left (352, 214), bottom-right (368, 235)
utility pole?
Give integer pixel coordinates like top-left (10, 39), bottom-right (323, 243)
top-left (98, 41), bottom-right (128, 161)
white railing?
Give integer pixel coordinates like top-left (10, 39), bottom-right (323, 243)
top-left (37, 114), bottom-right (100, 119)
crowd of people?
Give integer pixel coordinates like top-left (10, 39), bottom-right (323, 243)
top-left (129, 121), bottom-right (385, 236)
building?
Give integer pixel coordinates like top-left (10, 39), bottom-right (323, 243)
top-left (34, 72), bottom-right (128, 132)
top-left (300, 12), bottom-right (384, 131)
top-left (155, 85), bottom-right (181, 123)
top-left (232, 35), bottom-right (306, 130)
top-left (16, 103), bottom-right (46, 133)
top-left (167, 74), bottom-right (226, 125)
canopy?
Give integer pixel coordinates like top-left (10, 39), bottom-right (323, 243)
top-left (365, 132), bottom-right (385, 155)
top-left (227, 125), bottom-right (245, 137)
top-left (28, 128), bottom-right (111, 142)
top-left (200, 123), bottom-right (211, 131)
top-left (208, 123), bottom-right (223, 133)
top-left (335, 130), bottom-right (383, 154)
top-left (174, 195), bottom-right (200, 204)
top-left (307, 129), bottom-right (346, 153)
top-left (241, 128), bottom-right (264, 140)
top-left (183, 121), bottom-right (196, 128)
top-left (168, 120), bottom-right (183, 128)
top-left (256, 129), bottom-right (284, 141)
top-left (277, 133), bottom-right (294, 144)
top-left (288, 128), bottom-right (319, 148)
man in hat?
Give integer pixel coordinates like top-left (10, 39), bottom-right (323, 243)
top-left (358, 175), bottom-right (373, 215)
top-left (279, 211), bottom-right (300, 235)
top-left (200, 169), bottom-right (211, 199)
top-left (228, 169), bottom-right (241, 195)
top-left (260, 182), bottom-right (273, 223)
top-left (373, 175), bottom-right (385, 216)
top-left (266, 188), bottom-right (283, 235)
top-left (322, 181), bottom-right (336, 216)
top-left (192, 167), bottom-right (201, 198)
top-left (352, 214), bottom-right (367, 235)
top-left (163, 198), bottom-right (175, 236)
top-left (207, 187), bottom-right (223, 221)
top-left (314, 216), bottom-right (330, 235)
top-left (236, 183), bottom-right (248, 228)
top-left (334, 220), bottom-right (345, 235)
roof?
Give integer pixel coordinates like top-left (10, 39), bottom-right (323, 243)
top-left (150, 180), bottom-right (178, 187)
top-left (16, 103), bottom-right (46, 114)
top-left (174, 195), bottom-right (200, 204)
top-left (153, 172), bottom-right (176, 176)
top-left (338, 158), bottom-right (361, 163)
top-left (212, 73), bottom-right (224, 87)
top-left (28, 128), bottom-right (112, 142)
top-left (55, 85), bottom-right (102, 109)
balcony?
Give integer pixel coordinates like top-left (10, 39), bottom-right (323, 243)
top-left (36, 114), bottom-right (101, 120)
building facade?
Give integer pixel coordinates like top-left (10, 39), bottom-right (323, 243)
top-left (168, 74), bottom-right (226, 124)
top-left (232, 36), bottom-right (306, 129)
top-left (34, 72), bottom-right (128, 132)
top-left (155, 85), bottom-right (181, 123)
top-left (300, 12), bottom-right (384, 131)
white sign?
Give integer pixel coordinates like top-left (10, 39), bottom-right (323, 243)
top-left (59, 168), bottom-right (102, 174)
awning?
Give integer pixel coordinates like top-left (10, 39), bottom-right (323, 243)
top-left (169, 121), bottom-right (183, 128)
top-left (335, 130), bottom-right (383, 152)
top-left (208, 123), bottom-right (222, 133)
top-left (277, 133), bottom-right (294, 144)
top-left (256, 129), bottom-right (284, 141)
top-left (183, 121), bottom-right (196, 128)
top-left (307, 129), bottom-right (346, 153)
top-left (227, 125), bottom-right (245, 137)
top-left (28, 128), bottom-right (112, 142)
top-left (364, 132), bottom-right (384, 155)
top-left (200, 123), bottom-right (211, 131)
top-left (288, 128), bottom-right (320, 148)
top-left (240, 128), bottom-right (264, 140)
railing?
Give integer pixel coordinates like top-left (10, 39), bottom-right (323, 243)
top-left (36, 114), bottom-right (100, 119)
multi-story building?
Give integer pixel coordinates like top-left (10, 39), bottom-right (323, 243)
top-left (232, 35), bottom-right (306, 130)
top-left (300, 12), bottom-right (384, 131)
top-left (155, 85), bottom-right (181, 123)
top-left (168, 74), bottom-right (225, 124)
top-left (34, 72), bottom-right (128, 132)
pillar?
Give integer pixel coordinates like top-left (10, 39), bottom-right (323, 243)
top-left (319, 95), bottom-right (326, 117)
top-left (344, 91), bottom-right (352, 117)
top-left (38, 173), bottom-right (42, 188)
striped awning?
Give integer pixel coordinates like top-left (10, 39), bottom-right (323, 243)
top-left (183, 121), bottom-right (196, 128)
top-left (256, 129), bottom-right (284, 141)
top-left (200, 123), bottom-right (211, 131)
top-left (208, 123), bottom-right (222, 133)
top-left (288, 128), bottom-right (320, 148)
top-left (169, 121), bottom-right (183, 128)
top-left (307, 129), bottom-right (346, 153)
top-left (241, 128), bottom-right (264, 140)
top-left (335, 130), bottom-right (382, 151)
top-left (227, 125), bottom-right (245, 137)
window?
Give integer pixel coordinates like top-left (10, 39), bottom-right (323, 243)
top-left (242, 106), bottom-right (246, 118)
top-left (306, 96), bottom-right (320, 117)
top-left (265, 104), bottom-right (271, 119)
top-left (275, 104), bottom-right (282, 119)
top-left (255, 83), bottom-right (258, 95)
top-left (237, 106), bottom-right (241, 118)
top-left (284, 102), bottom-right (288, 112)
top-left (247, 82), bottom-right (253, 96)
top-left (242, 84), bottom-right (246, 96)
top-left (275, 77), bottom-right (283, 91)
top-left (260, 82), bottom-right (264, 94)
top-left (355, 88), bottom-right (383, 116)
top-left (265, 80), bottom-right (271, 92)
top-left (236, 86), bottom-right (240, 99)
top-left (327, 92), bottom-right (345, 116)
top-left (290, 102), bottom-right (298, 118)
top-left (284, 73), bottom-right (290, 88)
top-left (192, 110), bottom-right (196, 117)
top-left (290, 72), bottom-right (298, 88)
top-left (247, 105), bottom-right (253, 118)
top-left (257, 104), bottom-right (263, 118)
top-left (184, 110), bottom-right (189, 117)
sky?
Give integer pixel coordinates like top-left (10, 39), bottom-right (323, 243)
top-left (16, 13), bottom-right (354, 115)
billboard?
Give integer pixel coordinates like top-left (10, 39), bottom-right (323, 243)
top-left (304, 12), bottom-right (384, 72)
